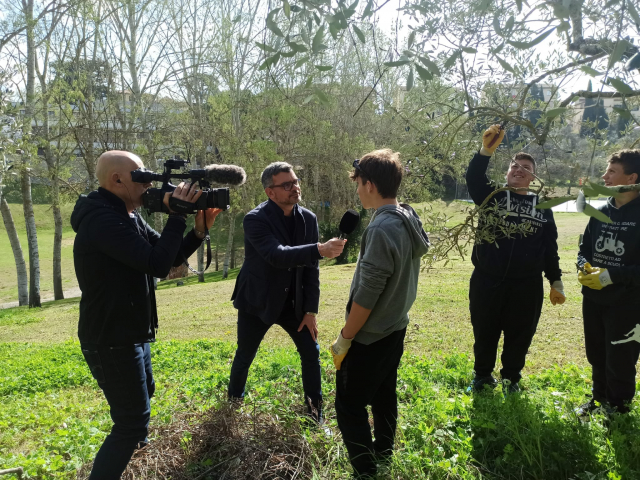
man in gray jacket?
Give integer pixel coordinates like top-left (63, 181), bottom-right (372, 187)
top-left (330, 149), bottom-right (430, 478)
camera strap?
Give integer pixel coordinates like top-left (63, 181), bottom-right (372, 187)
top-left (182, 225), bottom-right (212, 276)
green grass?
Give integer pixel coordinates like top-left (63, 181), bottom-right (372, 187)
top-left (5, 201), bottom-right (638, 479)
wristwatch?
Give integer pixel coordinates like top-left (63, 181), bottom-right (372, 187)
top-left (305, 312), bottom-right (317, 316)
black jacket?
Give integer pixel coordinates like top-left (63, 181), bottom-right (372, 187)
top-left (578, 196), bottom-right (640, 306)
top-left (70, 188), bottom-right (202, 346)
top-left (466, 152), bottom-right (562, 282)
top-left (231, 199), bottom-right (321, 324)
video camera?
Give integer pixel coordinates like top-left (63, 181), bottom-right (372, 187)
top-left (131, 159), bottom-right (246, 214)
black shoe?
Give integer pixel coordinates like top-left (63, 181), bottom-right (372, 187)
top-left (467, 375), bottom-right (497, 393)
top-left (501, 379), bottom-right (520, 396)
top-left (575, 398), bottom-right (614, 420)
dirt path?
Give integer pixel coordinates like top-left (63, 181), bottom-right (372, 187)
top-left (0, 287), bottom-right (82, 309)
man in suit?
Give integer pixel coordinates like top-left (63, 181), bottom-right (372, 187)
top-left (229, 162), bottom-right (346, 421)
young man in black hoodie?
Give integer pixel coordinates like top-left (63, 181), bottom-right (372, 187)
top-left (466, 125), bottom-right (564, 394)
top-left (71, 150), bottom-right (220, 479)
top-left (577, 149), bottom-right (640, 415)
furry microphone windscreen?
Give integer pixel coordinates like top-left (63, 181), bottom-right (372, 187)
top-left (339, 209), bottom-right (360, 235)
top-left (202, 164), bottom-right (247, 185)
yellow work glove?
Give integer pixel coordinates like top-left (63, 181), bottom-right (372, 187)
top-left (578, 268), bottom-right (613, 290)
top-left (582, 262), bottom-right (598, 274)
top-left (550, 280), bottom-right (565, 305)
top-left (330, 331), bottom-right (353, 370)
top-left (480, 124), bottom-right (506, 156)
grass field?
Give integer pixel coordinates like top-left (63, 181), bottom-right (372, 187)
top-left (2, 202), bottom-right (640, 479)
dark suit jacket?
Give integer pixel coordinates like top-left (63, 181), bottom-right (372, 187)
top-left (232, 199), bottom-right (321, 324)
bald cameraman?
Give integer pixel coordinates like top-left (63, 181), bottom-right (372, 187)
top-left (71, 151), bottom-right (221, 479)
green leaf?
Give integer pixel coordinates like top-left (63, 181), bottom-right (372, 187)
top-left (305, 76), bottom-right (313, 88)
top-left (580, 65), bottom-right (602, 77)
top-left (288, 42), bottom-right (308, 53)
top-left (552, 3), bottom-right (570, 18)
top-left (290, 5), bottom-right (302, 12)
top-left (294, 56), bottom-right (309, 69)
top-left (353, 25), bottom-right (365, 43)
top-left (609, 77), bottom-right (634, 95)
top-left (312, 27), bottom-right (325, 54)
top-left (584, 203), bottom-right (613, 224)
top-left (478, 0), bottom-right (492, 12)
top-left (557, 20), bottom-right (570, 33)
top-left (362, 0), bottom-right (374, 18)
top-left (629, 0), bottom-right (640, 26)
top-left (444, 50), bottom-right (460, 69)
top-left (303, 95), bottom-right (315, 104)
top-left (329, 21), bottom-right (339, 40)
top-left (406, 67), bottom-right (414, 91)
top-left (408, 30), bottom-right (416, 49)
top-left (505, 15), bottom-right (514, 32)
top-left (507, 27), bottom-right (556, 49)
top-left (495, 55), bottom-right (515, 73)
top-left (313, 12), bottom-right (321, 25)
top-left (613, 106), bottom-right (632, 120)
top-left (314, 87), bottom-right (329, 105)
top-left (586, 181), bottom-right (622, 199)
top-left (462, 47), bottom-right (477, 54)
top-left (535, 195), bottom-right (577, 210)
top-left (493, 15), bottom-right (502, 36)
top-left (266, 9), bottom-right (284, 37)
top-left (415, 64), bottom-right (433, 82)
top-left (515, 0), bottom-right (522, 12)
top-left (418, 56), bottom-right (440, 75)
top-left (280, 50), bottom-right (296, 58)
top-left (256, 42), bottom-right (277, 53)
top-left (283, 0), bottom-right (291, 19)
top-left (544, 107), bottom-right (568, 119)
top-left (384, 59), bottom-right (411, 67)
top-left (609, 39), bottom-right (631, 68)
top-left (314, 65), bottom-right (333, 71)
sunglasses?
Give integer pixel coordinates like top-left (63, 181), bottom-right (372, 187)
top-left (269, 178), bottom-right (301, 191)
top-left (353, 159), bottom-right (368, 175)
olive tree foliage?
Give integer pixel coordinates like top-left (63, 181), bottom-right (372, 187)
top-left (263, 0), bottom-right (640, 263)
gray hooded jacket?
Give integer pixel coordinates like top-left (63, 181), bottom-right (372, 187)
top-left (347, 203), bottom-right (430, 345)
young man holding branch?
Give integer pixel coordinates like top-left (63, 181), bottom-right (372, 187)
top-left (329, 149), bottom-right (430, 478)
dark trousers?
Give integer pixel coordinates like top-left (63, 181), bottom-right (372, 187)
top-left (583, 297), bottom-right (640, 412)
top-left (469, 268), bottom-right (543, 383)
top-left (335, 328), bottom-right (406, 478)
top-left (81, 342), bottom-right (154, 480)
top-left (228, 306), bottom-right (322, 412)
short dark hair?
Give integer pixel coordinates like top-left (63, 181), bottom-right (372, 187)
top-left (261, 162), bottom-right (293, 189)
top-left (350, 148), bottom-right (403, 199)
top-left (608, 149), bottom-right (640, 178)
top-left (510, 152), bottom-right (536, 173)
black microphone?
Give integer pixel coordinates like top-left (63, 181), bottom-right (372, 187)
top-left (191, 164), bottom-right (247, 185)
top-left (339, 209), bottom-right (360, 238)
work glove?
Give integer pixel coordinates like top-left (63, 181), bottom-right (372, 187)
top-left (330, 331), bottom-right (353, 370)
top-left (480, 124), bottom-right (506, 156)
top-left (578, 268), bottom-right (613, 290)
top-left (550, 280), bottom-right (565, 305)
top-left (582, 262), bottom-right (598, 274)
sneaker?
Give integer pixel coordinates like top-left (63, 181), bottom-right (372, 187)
top-left (501, 379), bottom-right (521, 396)
top-left (467, 375), bottom-right (498, 393)
top-left (575, 398), bottom-right (613, 421)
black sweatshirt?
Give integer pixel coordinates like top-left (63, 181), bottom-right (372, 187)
top-left (577, 196), bottom-right (640, 306)
top-left (466, 152), bottom-right (562, 282)
top-left (70, 188), bottom-right (203, 346)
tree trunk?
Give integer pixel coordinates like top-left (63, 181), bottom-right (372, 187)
top-left (20, 158), bottom-right (41, 307)
top-left (154, 212), bottom-right (163, 232)
top-left (0, 198), bottom-right (29, 305)
top-left (52, 201), bottom-right (63, 300)
top-left (222, 212), bottom-right (235, 279)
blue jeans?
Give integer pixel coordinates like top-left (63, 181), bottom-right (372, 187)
top-left (228, 306), bottom-right (322, 416)
top-left (81, 342), bottom-right (155, 480)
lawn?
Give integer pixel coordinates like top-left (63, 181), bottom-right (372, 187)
top-left (2, 202), bottom-right (639, 479)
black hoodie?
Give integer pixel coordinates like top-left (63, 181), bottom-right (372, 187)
top-left (70, 188), bottom-right (202, 346)
top-left (466, 152), bottom-right (562, 282)
top-left (578, 196), bottom-right (640, 306)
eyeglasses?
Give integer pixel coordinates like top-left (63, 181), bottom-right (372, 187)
top-left (269, 178), bottom-right (301, 191)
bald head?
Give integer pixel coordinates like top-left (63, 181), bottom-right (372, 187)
top-left (96, 150), bottom-right (144, 188)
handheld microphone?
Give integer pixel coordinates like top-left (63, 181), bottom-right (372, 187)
top-left (191, 164), bottom-right (247, 186)
top-left (338, 209), bottom-right (360, 238)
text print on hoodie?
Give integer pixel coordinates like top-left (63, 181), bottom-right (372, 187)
top-left (346, 203), bottom-right (430, 345)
